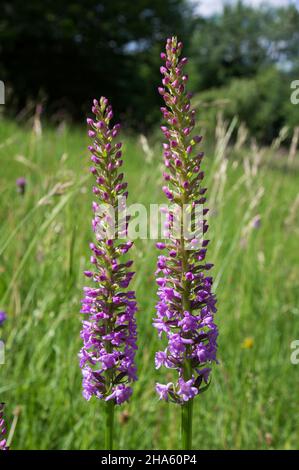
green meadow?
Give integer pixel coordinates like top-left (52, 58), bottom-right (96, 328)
top-left (0, 116), bottom-right (299, 449)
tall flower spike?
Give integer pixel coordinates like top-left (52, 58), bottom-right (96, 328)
top-left (79, 98), bottom-right (138, 442)
top-left (154, 37), bottom-right (218, 446)
top-left (0, 403), bottom-right (9, 450)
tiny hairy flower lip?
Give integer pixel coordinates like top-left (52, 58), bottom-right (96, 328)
top-left (156, 242), bottom-right (166, 250)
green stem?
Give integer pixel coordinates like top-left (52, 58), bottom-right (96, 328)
top-left (105, 400), bottom-right (115, 450)
top-left (181, 399), bottom-right (193, 450)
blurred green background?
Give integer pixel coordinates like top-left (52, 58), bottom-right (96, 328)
top-left (0, 0), bottom-right (299, 450)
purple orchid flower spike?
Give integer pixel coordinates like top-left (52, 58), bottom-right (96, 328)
top-left (0, 404), bottom-right (9, 450)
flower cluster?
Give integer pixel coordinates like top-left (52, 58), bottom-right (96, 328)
top-left (79, 97), bottom-right (138, 405)
top-left (16, 177), bottom-right (26, 195)
top-left (154, 37), bottom-right (218, 403)
top-left (0, 403), bottom-right (8, 450)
